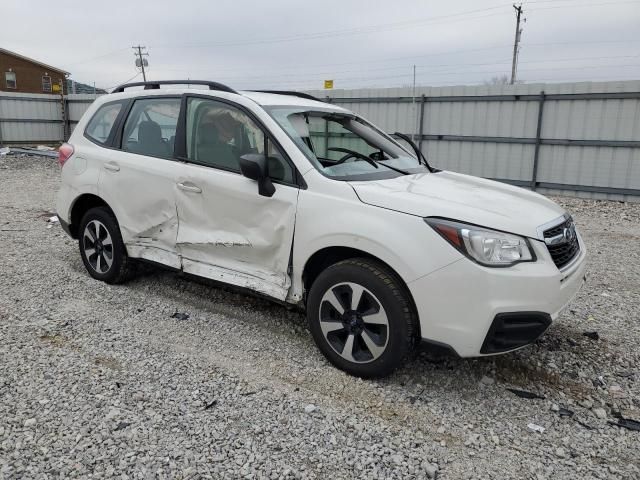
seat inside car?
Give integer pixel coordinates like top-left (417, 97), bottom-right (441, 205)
top-left (135, 120), bottom-right (169, 157)
top-left (196, 120), bottom-right (237, 170)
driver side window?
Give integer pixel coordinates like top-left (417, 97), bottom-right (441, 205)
top-left (186, 98), bottom-right (294, 183)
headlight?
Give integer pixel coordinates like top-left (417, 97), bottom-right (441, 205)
top-left (425, 218), bottom-right (534, 267)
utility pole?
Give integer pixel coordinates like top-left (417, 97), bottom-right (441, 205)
top-left (132, 45), bottom-right (149, 82)
top-left (510, 4), bottom-right (524, 85)
top-left (412, 64), bottom-right (417, 141)
top-left (59, 79), bottom-right (68, 142)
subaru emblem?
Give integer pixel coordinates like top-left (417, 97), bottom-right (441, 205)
top-left (563, 224), bottom-right (575, 243)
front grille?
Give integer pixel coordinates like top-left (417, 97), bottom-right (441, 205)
top-left (543, 217), bottom-right (580, 269)
top-left (543, 222), bottom-right (566, 239)
top-left (481, 312), bottom-right (552, 354)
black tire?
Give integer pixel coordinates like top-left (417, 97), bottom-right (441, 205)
top-left (78, 207), bottom-right (132, 284)
top-left (307, 258), bottom-right (418, 378)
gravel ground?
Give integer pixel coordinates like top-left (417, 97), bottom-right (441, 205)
top-left (0, 153), bottom-right (639, 479)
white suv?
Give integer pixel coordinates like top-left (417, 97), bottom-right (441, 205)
top-left (56, 80), bottom-right (586, 378)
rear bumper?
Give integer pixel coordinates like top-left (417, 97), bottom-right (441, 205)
top-left (408, 235), bottom-right (587, 357)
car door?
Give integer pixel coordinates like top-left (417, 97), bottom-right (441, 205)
top-left (98, 96), bottom-right (184, 269)
top-left (174, 95), bottom-right (300, 300)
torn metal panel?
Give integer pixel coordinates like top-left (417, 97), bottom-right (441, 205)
top-left (123, 209), bottom-right (178, 244)
top-left (116, 198), bottom-right (178, 247)
top-left (182, 258), bottom-right (289, 300)
top-left (127, 244), bottom-right (181, 270)
top-left (175, 164), bottom-right (299, 301)
top-left (121, 206), bottom-right (180, 267)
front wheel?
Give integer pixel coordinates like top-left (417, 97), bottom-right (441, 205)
top-left (307, 258), bottom-right (418, 378)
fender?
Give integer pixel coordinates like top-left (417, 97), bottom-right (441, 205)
top-left (290, 173), bottom-right (463, 302)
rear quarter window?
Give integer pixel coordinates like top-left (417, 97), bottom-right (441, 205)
top-left (84, 101), bottom-right (125, 145)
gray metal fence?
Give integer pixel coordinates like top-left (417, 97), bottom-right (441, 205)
top-left (0, 92), bottom-right (100, 145)
top-left (307, 81), bottom-right (640, 202)
top-left (1, 81), bottom-right (639, 201)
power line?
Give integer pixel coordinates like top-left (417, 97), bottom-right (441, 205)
top-left (54, 0), bottom-right (640, 81)
top-left (63, 0), bottom-right (640, 88)
top-left (148, 37), bottom-right (640, 80)
top-left (150, 53), bottom-right (639, 85)
top-left (102, 72), bottom-right (141, 92)
top-left (151, 4), bottom-right (514, 50)
top-left (526, 0), bottom-right (640, 11)
top-left (64, 47), bottom-right (130, 68)
top-left (145, 0), bottom-right (638, 51)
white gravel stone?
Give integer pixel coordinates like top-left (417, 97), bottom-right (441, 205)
top-left (578, 399), bottom-right (593, 409)
top-left (424, 462), bottom-right (439, 478)
top-left (480, 376), bottom-right (495, 385)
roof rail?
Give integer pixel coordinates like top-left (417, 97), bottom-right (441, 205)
top-left (111, 80), bottom-right (238, 94)
top-left (250, 90), bottom-right (325, 103)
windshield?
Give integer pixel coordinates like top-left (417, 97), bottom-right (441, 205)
top-left (266, 107), bottom-right (427, 180)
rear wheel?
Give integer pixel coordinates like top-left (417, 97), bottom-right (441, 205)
top-left (307, 258), bottom-right (417, 378)
top-left (78, 207), bottom-right (132, 284)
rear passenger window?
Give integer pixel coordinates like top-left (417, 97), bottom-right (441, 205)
top-left (185, 97), bottom-right (294, 183)
top-left (85, 101), bottom-right (124, 145)
top-left (122, 97), bottom-right (181, 158)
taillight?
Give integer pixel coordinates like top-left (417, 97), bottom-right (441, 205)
top-left (58, 143), bottom-right (74, 167)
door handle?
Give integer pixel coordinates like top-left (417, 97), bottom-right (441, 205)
top-left (177, 182), bottom-right (202, 193)
top-left (104, 162), bottom-right (120, 172)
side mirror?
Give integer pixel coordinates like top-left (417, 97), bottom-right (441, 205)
top-left (239, 154), bottom-right (276, 197)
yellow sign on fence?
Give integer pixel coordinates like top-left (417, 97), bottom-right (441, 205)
top-left (324, 80), bottom-right (334, 89)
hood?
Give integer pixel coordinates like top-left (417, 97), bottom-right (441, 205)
top-left (350, 171), bottom-right (566, 239)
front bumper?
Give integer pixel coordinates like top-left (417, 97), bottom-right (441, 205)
top-left (408, 234), bottom-right (587, 357)
top-left (480, 311), bottom-right (552, 354)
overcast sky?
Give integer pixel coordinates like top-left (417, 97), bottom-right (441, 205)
top-left (4, 0), bottom-right (640, 91)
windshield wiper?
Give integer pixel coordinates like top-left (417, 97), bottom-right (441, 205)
top-left (374, 161), bottom-right (410, 175)
top-left (327, 147), bottom-right (410, 175)
top-left (328, 147), bottom-right (379, 169)
top-left (393, 132), bottom-right (438, 173)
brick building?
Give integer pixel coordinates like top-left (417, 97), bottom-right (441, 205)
top-left (0, 48), bottom-right (69, 94)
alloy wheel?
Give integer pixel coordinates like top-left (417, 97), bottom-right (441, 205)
top-left (319, 282), bottom-right (389, 363)
top-left (82, 219), bottom-right (114, 274)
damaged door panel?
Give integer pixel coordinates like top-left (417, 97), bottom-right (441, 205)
top-left (99, 158), bottom-right (182, 268)
top-left (98, 96), bottom-right (183, 268)
top-left (175, 163), bottom-right (298, 300)
top-left (174, 95), bottom-right (299, 300)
